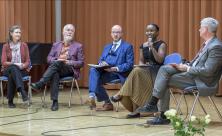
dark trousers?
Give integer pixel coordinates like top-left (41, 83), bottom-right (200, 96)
top-left (3, 65), bottom-right (28, 101)
top-left (39, 61), bottom-right (73, 100)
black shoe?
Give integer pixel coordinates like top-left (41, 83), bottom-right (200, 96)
top-left (30, 83), bottom-right (41, 92)
top-left (126, 112), bottom-right (140, 119)
top-left (8, 101), bottom-right (16, 108)
top-left (110, 96), bottom-right (122, 103)
top-left (136, 104), bottom-right (158, 113)
top-left (51, 101), bottom-right (59, 111)
top-left (146, 116), bottom-right (170, 125)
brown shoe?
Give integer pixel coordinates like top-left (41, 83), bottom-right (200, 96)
top-left (96, 103), bottom-right (114, 111)
top-left (215, 94), bottom-right (222, 97)
top-left (85, 97), bottom-right (96, 110)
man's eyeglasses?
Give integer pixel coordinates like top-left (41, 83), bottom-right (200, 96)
top-left (112, 31), bottom-right (121, 34)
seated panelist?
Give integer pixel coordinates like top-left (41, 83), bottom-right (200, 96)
top-left (110, 23), bottom-right (167, 118)
top-left (87, 25), bottom-right (134, 111)
top-left (1, 25), bottom-right (30, 108)
top-left (31, 24), bottom-right (84, 111)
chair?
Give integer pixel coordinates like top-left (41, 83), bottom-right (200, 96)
top-left (175, 86), bottom-right (222, 121)
top-left (105, 78), bottom-right (122, 112)
top-left (42, 76), bottom-right (83, 108)
top-left (0, 64), bottom-right (32, 105)
top-left (165, 54), bottom-right (222, 121)
top-left (0, 75), bottom-right (32, 105)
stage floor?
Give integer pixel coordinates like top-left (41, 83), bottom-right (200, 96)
top-left (0, 89), bottom-right (222, 136)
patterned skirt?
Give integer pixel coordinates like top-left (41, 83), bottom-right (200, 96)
top-left (119, 65), bottom-right (160, 112)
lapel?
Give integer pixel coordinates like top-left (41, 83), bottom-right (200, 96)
top-left (67, 41), bottom-right (75, 56)
top-left (57, 42), bottom-right (63, 56)
top-left (198, 38), bottom-right (215, 59)
top-left (116, 40), bottom-right (123, 52)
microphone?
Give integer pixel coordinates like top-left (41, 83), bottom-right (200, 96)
top-left (148, 37), bottom-right (153, 42)
top-left (148, 37), bottom-right (153, 51)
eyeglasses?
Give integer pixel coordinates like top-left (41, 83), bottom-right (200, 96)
top-left (112, 31), bottom-right (122, 34)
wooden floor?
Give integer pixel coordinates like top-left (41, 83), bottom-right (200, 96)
top-left (0, 88), bottom-right (222, 136)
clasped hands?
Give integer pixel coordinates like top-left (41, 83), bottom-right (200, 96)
top-left (57, 54), bottom-right (69, 63)
top-left (99, 61), bottom-right (118, 72)
top-left (14, 63), bottom-right (24, 69)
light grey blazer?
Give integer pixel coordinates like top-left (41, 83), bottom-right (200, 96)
top-left (188, 37), bottom-right (222, 96)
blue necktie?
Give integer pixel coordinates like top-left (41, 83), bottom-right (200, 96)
top-left (110, 44), bottom-right (117, 54)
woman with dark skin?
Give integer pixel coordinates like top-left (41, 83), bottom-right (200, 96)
top-left (111, 24), bottom-right (167, 118)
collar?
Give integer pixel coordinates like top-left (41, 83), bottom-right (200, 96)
top-left (113, 39), bottom-right (122, 46)
top-left (204, 36), bottom-right (214, 45)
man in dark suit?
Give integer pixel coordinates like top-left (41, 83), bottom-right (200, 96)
top-left (137, 17), bottom-right (222, 124)
top-left (31, 24), bottom-right (84, 111)
top-left (88, 25), bottom-right (134, 111)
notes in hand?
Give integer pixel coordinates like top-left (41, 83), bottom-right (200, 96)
top-left (88, 64), bottom-right (112, 69)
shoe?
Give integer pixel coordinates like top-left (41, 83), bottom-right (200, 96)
top-left (96, 103), bottom-right (114, 111)
top-left (215, 94), bottom-right (222, 97)
top-left (110, 95), bottom-right (122, 103)
top-left (146, 116), bottom-right (170, 125)
top-left (8, 101), bottom-right (16, 108)
top-left (126, 112), bottom-right (140, 119)
top-left (136, 104), bottom-right (158, 113)
top-left (51, 101), bottom-right (59, 111)
top-left (85, 97), bottom-right (96, 110)
top-left (30, 83), bottom-right (41, 92)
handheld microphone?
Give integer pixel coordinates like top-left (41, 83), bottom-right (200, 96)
top-left (148, 37), bottom-right (153, 42)
top-left (148, 37), bottom-right (153, 51)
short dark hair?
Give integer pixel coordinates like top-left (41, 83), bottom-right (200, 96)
top-left (149, 23), bottom-right (159, 31)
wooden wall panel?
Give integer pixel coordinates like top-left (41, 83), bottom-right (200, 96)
top-left (0, 0), bottom-right (54, 43)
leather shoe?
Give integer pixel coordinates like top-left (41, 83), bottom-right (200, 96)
top-left (146, 116), bottom-right (170, 125)
top-left (126, 112), bottom-right (140, 118)
top-left (85, 97), bottom-right (96, 110)
top-left (96, 103), bottom-right (114, 111)
top-left (215, 94), bottom-right (222, 97)
top-left (110, 95), bottom-right (122, 103)
top-left (51, 101), bottom-right (59, 111)
top-left (8, 101), bottom-right (16, 108)
top-left (136, 104), bottom-right (158, 113)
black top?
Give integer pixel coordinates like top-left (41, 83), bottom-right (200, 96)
top-left (139, 40), bottom-right (165, 65)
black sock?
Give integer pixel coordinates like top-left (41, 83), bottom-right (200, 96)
top-left (160, 111), bottom-right (166, 119)
top-left (18, 87), bottom-right (22, 92)
top-left (8, 99), bottom-right (13, 104)
top-left (149, 96), bottom-right (159, 106)
top-left (104, 99), bottom-right (111, 104)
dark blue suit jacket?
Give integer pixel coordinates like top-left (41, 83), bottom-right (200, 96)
top-left (98, 40), bottom-right (134, 83)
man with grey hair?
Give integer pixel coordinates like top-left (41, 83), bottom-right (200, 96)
top-left (31, 24), bottom-right (84, 111)
top-left (137, 17), bottom-right (222, 125)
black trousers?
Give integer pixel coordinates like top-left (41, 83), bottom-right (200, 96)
top-left (40, 61), bottom-right (73, 100)
top-left (3, 65), bottom-right (28, 101)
